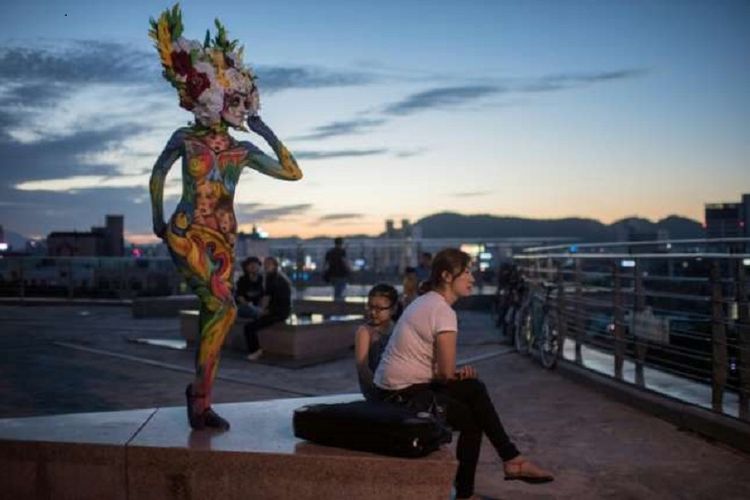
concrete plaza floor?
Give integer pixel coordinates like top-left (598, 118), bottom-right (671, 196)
top-left (1, 304), bottom-right (749, 498)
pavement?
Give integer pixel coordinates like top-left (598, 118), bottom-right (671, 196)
top-left (1, 304), bottom-right (749, 498)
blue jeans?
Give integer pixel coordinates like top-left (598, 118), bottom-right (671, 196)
top-left (331, 277), bottom-right (347, 302)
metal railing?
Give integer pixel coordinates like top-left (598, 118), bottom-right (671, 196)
top-left (515, 238), bottom-right (750, 422)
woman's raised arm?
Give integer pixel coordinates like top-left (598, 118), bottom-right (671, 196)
top-left (241, 116), bottom-right (303, 181)
top-left (149, 129), bottom-right (186, 239)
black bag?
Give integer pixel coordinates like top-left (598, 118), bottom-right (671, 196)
top-left (293, 400), bottom-right (452, 458)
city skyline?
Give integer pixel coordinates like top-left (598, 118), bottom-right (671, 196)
top-left (0, 0), bottom-right (748, 242)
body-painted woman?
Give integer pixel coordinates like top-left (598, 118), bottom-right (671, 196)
top-left (148, 6), bottom-right (302, 430)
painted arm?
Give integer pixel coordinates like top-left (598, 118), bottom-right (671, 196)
top-left (242, 116), bottom-right (303, 181)
top-left (149, 129), bottom-right (185, 239)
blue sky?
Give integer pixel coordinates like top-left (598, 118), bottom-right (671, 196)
top-left (0, 0), bottom-right (748, 241)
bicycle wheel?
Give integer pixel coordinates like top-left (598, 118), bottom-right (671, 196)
top-left (539, 311), bottom-right (561, 369)
top-left (514, 307), bottom-right (532, 355)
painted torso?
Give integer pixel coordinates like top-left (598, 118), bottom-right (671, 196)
top-left (172, 131), bottom-right (249, 247)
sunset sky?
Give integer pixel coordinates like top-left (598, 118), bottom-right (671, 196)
top-left (1, 0), bottom-right (748, 242)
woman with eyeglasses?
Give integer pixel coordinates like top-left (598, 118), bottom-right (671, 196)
top-left (373, 248), bottom-right (553, 499)
top-left (354, 283), bottom-right (401, 401)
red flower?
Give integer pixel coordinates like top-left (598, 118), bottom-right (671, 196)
top-left (186, 70), bottom-right (210, 100)
top-left (171, 50), bottom-right (192, 76)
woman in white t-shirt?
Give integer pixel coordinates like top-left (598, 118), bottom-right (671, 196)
top-left (374, 248), bottom-right (553, 499)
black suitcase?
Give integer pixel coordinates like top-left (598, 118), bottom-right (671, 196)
top-left (293, 400), bottom-right (452, 458)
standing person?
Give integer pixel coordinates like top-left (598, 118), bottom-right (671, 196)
top-left (374, 248), bottom-right (553, 499)
top-left (148, 6), bottom-right (302, 431)
top-left (324, 237), bottom-right (350, 302)
top-left (415, 251), bottom-right (433, 283)
top-left (235, 257), bottom-right (263, 319)
top-left (354, 284), bottom-right (400, 401)
top-left (401, 266), bottom-right (419, 309)
top-left (244, 256), bottom-right (292, 361)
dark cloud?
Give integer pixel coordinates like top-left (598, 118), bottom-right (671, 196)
top-left (0, 42), bottom-right (153, 85)
top-left (318, 213), bottom-right (363, 222)
top-left (0, 124), bottom-right (142, 184)
top-left (0, 185), bottom-right (152, 237)
top-left (380, 69), bottom-right (647, 116)
top-left (383, 85), bottom-right (500, 116)
top-left (238, 203), bottom-right (313, 222)
top-left (256, 65), bottom-right (377, 92)
top-left (518, 69), bottom-right (647, 93)
top-left (294, 148), bottom-right (387, 160)
top-left (292, 118), bottom-right (386, 141)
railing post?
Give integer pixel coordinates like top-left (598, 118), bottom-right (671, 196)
top-left (612, 260), bottom-right (625, 380)
top-left (710, 261), bottom-right (728, 414)
top-left (18, 258), bottom-right (25, 301)
top-left (736, 258), bottom-right (749, 421)
top-left (555, 262), bottom-right (567, 361)
top-left (66, 258), bottom-right (74, 300)
top-left (574, 258), bottom-right (583, 364)
top-left (633, 259), bottom-right (647, 387)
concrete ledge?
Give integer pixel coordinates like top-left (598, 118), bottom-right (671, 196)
top-left (556, 359), bottom-right (750, 454)
top-left (0, 395), bottom-right (457, 500)
top-left (133, 296), bottom-right (364, 318)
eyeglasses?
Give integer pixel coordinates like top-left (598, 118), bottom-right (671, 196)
top-left (365, 303), bottom-right (392, 312)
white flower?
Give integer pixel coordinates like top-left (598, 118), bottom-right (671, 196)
top-left (193, 61), bottom-right (217, 84)
top-left (194, 87), bottom-right (224, 126)
top-left (175, 37), bottom-right (203, 54)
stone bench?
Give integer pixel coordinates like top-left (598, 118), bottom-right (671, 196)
top-left (179, 310), bottom-right (363, 360)
top-left (0, 394), bottom-right (457, 499)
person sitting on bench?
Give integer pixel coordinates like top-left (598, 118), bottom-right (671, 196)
top-left (373, 248), bottom-right (554, 499)
top-left (354, 283), bottom-right (401, 401)
top-left (235, 256), bottom-right (264, 319)
top-left (244, 256), bottom-right (292, 361)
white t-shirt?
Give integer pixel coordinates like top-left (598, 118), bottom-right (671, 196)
top-left (374, 291), bottom-right (457, 390)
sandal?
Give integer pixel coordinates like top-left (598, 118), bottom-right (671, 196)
top-left (503, 458), bottom-right (554, 484)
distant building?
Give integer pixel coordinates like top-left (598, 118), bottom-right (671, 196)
top-left (47, 215), bottom-right (125, 257)
top-left (704, 194), bottom-right (749, 239)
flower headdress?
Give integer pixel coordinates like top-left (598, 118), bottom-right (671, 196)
top-left (149, 4), bottom-right (259, 129)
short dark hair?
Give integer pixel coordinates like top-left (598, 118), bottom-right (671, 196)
top-left (334, 237), bottom-right (344, 246)
top-left (242, 256), bottom-right (261, 268)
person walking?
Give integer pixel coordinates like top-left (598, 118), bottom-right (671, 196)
top-left (324, 237), bottom-right (350, 302)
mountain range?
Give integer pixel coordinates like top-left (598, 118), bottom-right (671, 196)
top-left (412, 213), bottom-right (704, 241)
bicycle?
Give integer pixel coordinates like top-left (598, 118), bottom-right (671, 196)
top-left (514, 281), bottom-right (561, 369)
top-left (491, 276), bottom-right (527, 346)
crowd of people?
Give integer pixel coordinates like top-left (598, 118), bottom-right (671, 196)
top-left (234, 244), bottom-right (552, 499)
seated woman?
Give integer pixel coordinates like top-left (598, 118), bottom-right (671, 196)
top-left (354, 284), bottom-right (400, 401)
top-left (235, 256), bottom-right (264, 318)
top-left (373, 248), bottom-right (553, 499)
top-left (244, 256), bottom-right (292, 361)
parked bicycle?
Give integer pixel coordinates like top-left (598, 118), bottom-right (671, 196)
top-left (491, 264), bottom-right (527, 345)
top-left (514, 281), bottom-right (561, 369)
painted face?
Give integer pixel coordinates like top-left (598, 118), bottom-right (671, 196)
top-left (365, 295), bottom-right (393, 327)
top-left (216, 208), bottom-right (235, 234)
top-left (195, 182), bottom-right (218, 216)
top-left (448, 266), bottom-right (475, 298)
top-left (221, 91), bottom-right (251, 127)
